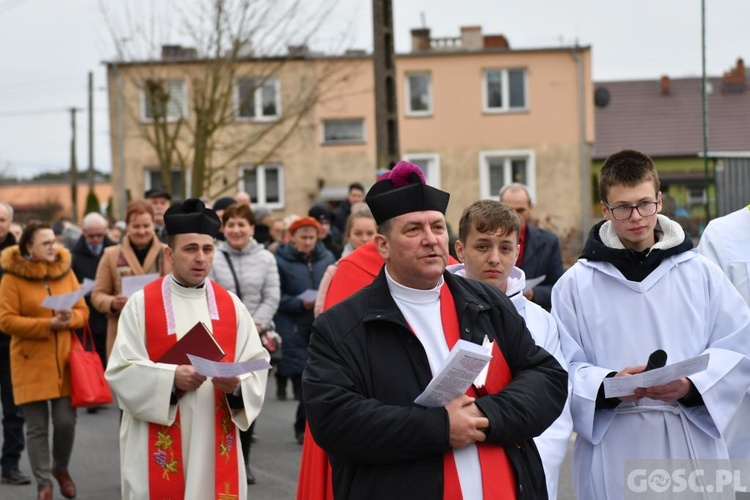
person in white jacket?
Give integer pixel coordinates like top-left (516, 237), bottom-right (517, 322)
top-left (698, 205), bottom-right (750, 460)
top-left (448, 199), bottom-right (573, 500)
top-left (553, 150), bottom-right (750, 500)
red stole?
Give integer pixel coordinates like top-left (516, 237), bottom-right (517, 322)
top-left (439, 284), bottom-right (517, 500)
top-left (144, 277), bottom-right (240, 499)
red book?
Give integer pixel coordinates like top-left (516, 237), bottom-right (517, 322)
top-left (157, 322), bottom-right (226, 365)
top-left (473, 340), bottom-right (512, 396)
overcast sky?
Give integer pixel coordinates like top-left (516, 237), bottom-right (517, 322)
top-left (0, 0), bottom-right (746, 179)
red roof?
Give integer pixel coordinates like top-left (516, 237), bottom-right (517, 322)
top-left (593, 76), bottom-right (750, 160)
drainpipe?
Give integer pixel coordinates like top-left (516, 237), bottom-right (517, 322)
top-left (571, 44), bottom-right (590, 246)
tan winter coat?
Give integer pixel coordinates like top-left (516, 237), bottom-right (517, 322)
top-left (91, 235), bottom-right (169, 358)
top-left (0, 246), bottom-right (89, 405)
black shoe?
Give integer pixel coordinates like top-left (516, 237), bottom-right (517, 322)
top-left (86, 407), bottom-right (99, 414)
top-left (1, 469), bottom-right (32, 485)
top-left (295, 431), bottom-right (305, 445)
top-left (246, 467), bottom-right (256, 485)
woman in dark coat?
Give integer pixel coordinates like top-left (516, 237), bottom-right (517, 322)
top-left (273, 216), bottom-right (335, 443)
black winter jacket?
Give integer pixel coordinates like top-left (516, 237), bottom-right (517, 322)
top-left (304, 269), bottom-right (567, 499)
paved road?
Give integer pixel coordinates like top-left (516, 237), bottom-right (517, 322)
top-left (0, 376), bottom-right (576, 499)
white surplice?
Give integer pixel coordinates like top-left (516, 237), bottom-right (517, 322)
top-left (105, 277), bottom-right (270, 500)
top-left (699, 205), bottom-right (750, 458)
top-left (449, 264), bottom-right (573, 500)
top-left (553, 247), bottom-right (750, 500)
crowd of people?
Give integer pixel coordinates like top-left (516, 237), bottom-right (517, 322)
top-left (0, 150), bottom-right (748, 499)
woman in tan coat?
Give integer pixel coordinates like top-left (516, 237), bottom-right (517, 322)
top-left (0, 222), bottom-right (88, 500)
top-left (91, 200), bottom-right (170, 359)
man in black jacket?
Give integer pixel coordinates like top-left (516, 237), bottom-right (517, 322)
top-left (303, 162), bottom-right (567, 499)
top-left (0, 202), bottom-right (30, 485)
top-left (500, 183), bottom-right (563, 311)
top-left (71, 212), bottom-right (116, 377)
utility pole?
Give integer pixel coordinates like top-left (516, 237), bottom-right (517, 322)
top-left (372, 0), bottom-right (399, 170)
top-left (70, 107), bottom-right (80, 224)
top-left (88, 71), bottom-right (94, 191)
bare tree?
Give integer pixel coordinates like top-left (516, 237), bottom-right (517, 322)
top-left (103, 0), bottom-right (353, 199)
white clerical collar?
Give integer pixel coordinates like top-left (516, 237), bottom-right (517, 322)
top-left (170, 275), bottom-right (205, 289)
top-left (384, 267), bottom-right (443, 304)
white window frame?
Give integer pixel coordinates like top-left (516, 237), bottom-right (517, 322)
top-left (478, 149), bottom-right (536, 201)
top-left (139, 79), bottom-right (187, 123)
top-left (402, 153), bottom-right (441, 189)
top-left (234, 77), bottom-right (282, 122)
top-left (321, 119), bottom-right (366, 145)
top-left (405, 72), bottom-right (433, 117)
top-left (481, 68), bottom-right (528, 114)
top-left (238, 164), bottom-right (285, 210)
top-left (143, 167), bottom-right (190, 201)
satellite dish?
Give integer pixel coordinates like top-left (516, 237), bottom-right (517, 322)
top-left (594, 87), bottom-right (611, 108)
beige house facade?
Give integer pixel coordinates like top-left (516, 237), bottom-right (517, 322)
top-left (107, 26), bottom-right (593, 243)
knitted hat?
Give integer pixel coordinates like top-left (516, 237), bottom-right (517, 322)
top-left (288, 216), bottom-right (322, 235)
top-left (212, 196), bottom-right (237, 212)
top-left (308, 204), bottom-right (331, 223)
top-left (145, 188), bottom-right (171, 200)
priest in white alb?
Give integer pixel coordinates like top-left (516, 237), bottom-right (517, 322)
top-left (105, 198), bottom-right (269, 500)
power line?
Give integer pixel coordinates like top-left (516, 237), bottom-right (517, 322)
top-left (0, 107), bottom-right (74, 118)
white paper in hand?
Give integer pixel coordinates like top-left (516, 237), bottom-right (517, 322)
top-left (187, 354), bottom-right (271, 378)
top-left (603, 353), bottom-right (710, 398)
top-left (414, 339), bottom-right (492, 407)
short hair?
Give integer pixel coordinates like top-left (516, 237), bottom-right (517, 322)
top-left (458, 200), bottom-right (521, 243)
top-left (221, 203), bottom-right (256, 226)
top-left (498, 183), bottom-right (533, 205)
top-left (18, 221), bottom-right (52, 257)
top-left (599, 149), bottom-right (660, 203)
top-left (0, 202), bottom-right (14, 221)
top-left (125, 200), bottom-right (155, 224)
top-left (349, 182), bottom-right (365, 193)
top-left (82, 212), bottom-right (109, 230)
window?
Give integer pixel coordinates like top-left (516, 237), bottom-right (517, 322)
top-left (144, 168), bottom-right (188, 201)
top-left (322, 119), bottom-right (365, 144)
top-left (239, 164), bottom-right (284, 209)
top-left (406, 72), bottom-right (432, 116)
top-left (235, 77), bottom-right (281, 120)
top-left (687, 186), bottom-right (706, 207)
top-left (482, 69), bottom-right (527, 113)
top-left (141, 80), bottom-right (186, 122)
top-left (403, 153), bottom-right (440, 188)
top-left (478, 150), bottom-right (535, 200)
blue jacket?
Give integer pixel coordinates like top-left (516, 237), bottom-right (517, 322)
top-left (274, 241), bottom-right (335, 376)
top-left (520, 224), bottom-right (563, 310)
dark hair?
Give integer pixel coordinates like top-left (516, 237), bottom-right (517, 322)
top-left (126, 200), bottom-right (155, 224)
top-left (599, 149), bottom-right (660, 203)
top-left (458, 200), bottom-right (521, 243)
top-left (348, 182), bottom-right (365, 193)
top-left (221, 203), bottom-right (256, 226)
top-left (18, 221), bottom-right (52, 257)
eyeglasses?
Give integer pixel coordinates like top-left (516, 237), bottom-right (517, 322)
top-left (604, 200), bottom-right (659, 220)
top-left (85, 233), bottom-right (106, 239)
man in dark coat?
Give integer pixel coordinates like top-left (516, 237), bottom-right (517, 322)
top-left (303, 162), bottom-right (567, 499)
top-left (500, 183), bottom-right (564, 310)
top-left (0, 202), bottom-right (30, 485)
top-left (330, 182), bottom-right (365, 236)
top-left (70, 212), bottom-right (116, 376)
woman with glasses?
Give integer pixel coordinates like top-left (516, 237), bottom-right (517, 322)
top-left (91, 200), bottom-right (171, 360)
top-left (0, 222), bottom-right (89, 500)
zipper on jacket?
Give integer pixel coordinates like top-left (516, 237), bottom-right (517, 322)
top-left (45, 280), bottom-right (63, 380)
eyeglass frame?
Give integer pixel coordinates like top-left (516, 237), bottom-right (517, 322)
top-left (603, 197), bottom-right (660, 221)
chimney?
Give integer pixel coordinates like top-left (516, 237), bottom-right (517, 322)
top-left (483, 35), bottom-right (510, 50)
top-left (660, 75), bottom-right (671, 95)
top-left (161, 45), bottom-right (197, 61)
top-left (411, 28), bottom-right (431, 52)
top-left (460, 26), bottom-right (483, 50)
top-left (722, 58), bottom-right (746, 92)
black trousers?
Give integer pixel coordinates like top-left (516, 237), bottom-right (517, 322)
top-left (0, 339), bottom-right (25, 473)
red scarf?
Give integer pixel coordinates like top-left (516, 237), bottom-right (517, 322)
top-left (143, 277), bottom-right (240, 499)
top-left (439, 284), bottom-right (517, 500)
